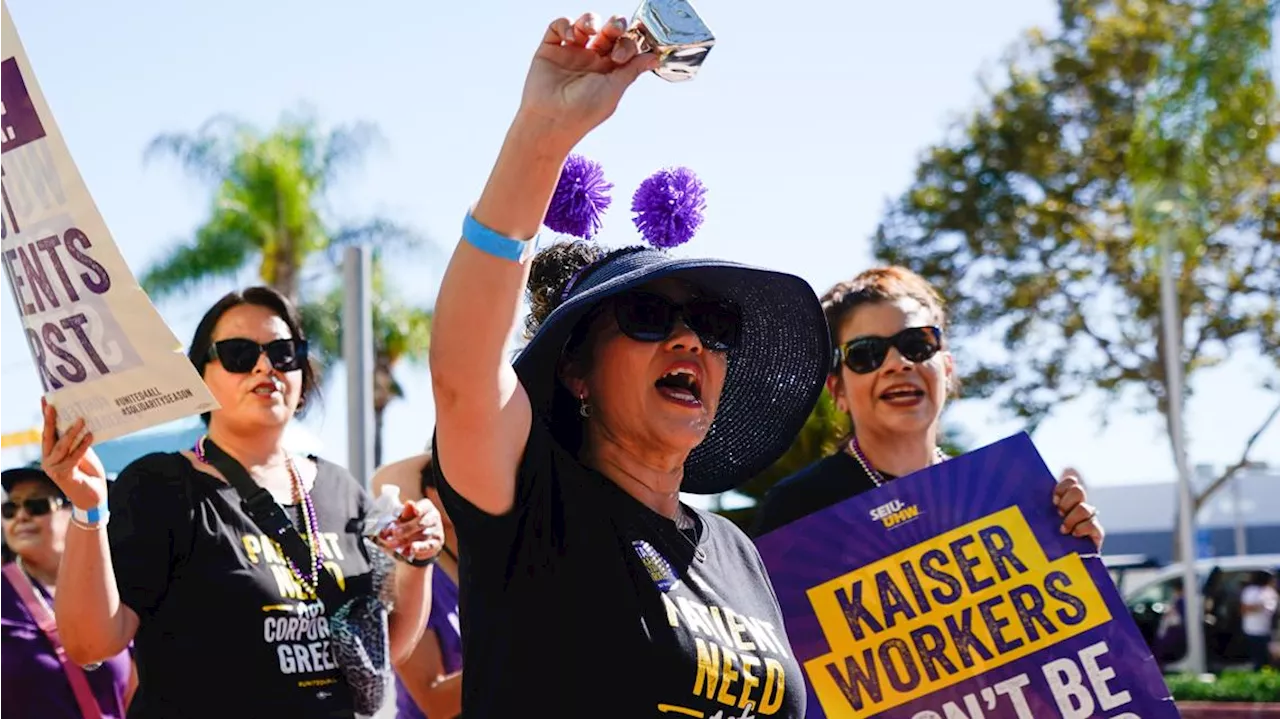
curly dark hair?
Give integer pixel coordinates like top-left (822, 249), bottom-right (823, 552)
top-left (524, 241), bottom-right (608, 341)
top-left (524, 241), bottom-right (652, 341)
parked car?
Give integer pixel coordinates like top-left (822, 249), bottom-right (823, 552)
top-left (1104, 553), bottom-right (1160, 596)
top-left (1124, 554), bottom-right (1280, 672)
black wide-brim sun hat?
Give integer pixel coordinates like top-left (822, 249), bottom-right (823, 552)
top-left (515, 247), bottom-right (831, 495)
top-left (1, 465), bottom-right (62, 498)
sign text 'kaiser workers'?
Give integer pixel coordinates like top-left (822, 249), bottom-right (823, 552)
top-left (2, 2), bottom-right (217, 442)
top-left (756, 433), bottom-right (1179, 719)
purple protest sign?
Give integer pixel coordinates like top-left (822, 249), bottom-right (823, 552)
top-left (1, 58), bottom-right (47, 154)
top-left (756, 433), bottom-right (1180, 719)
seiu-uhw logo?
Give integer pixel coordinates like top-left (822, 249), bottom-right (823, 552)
top-left (869, 499), bottom-right (922, 529)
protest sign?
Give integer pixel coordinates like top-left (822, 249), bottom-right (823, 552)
top-left (2, 2), bottom-right (218, 443)
top-left (756, 433), bottom-right (1179, 719)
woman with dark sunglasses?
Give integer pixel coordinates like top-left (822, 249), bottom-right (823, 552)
top-left (38, 286), bottom-right (445, 719)
top-left (2, 466), bottom-right (136, 719)
top-left (426, 11), bottom-right (829, 717)
top-left (753, 266), bottom-right (1105, 549)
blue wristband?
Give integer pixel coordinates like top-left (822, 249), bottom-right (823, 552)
top-left (72, 501), bottom-right (109, 527)
top-left (462, 212), bottom-right (536, 263)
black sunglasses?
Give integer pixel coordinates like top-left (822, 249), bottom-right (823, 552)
top-left (836, 326), bottom-right (943, 374)
top-left (2, 497), bottom-right (65, 520)
top-left (613, 291), bottom-right (742, 352)
top-left (208, 338), bottom-right (308, 374)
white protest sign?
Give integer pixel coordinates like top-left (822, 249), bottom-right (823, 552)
top-left (2, 2), bottom-right (219, 443)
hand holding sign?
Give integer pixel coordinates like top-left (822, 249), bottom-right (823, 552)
top-left (756, 433), bottom-right (1176, 719)
top-left (2, 5), bottom-right (217, 443)
top-left (40, 399), bottom-right (107, 512)
top-left (1054, 468), bottom-right (1104, 548)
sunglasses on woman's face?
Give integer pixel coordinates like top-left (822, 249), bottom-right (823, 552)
top-left (613, 291), bottom-right (742, 352)
top-left (836, 326), bottom-right (943, 374)
top-left (2, 497), bottom-right (65, 520)
top-left (207, 338), bottom-right (308, 374)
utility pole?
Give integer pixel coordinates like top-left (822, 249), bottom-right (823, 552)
top-left (1160, 228), bottom-right (1205, 675)
top-left (343, 245), bottom-right (374, 489)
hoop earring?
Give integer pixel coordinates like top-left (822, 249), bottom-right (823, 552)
top-left (579, 395), bottom-right (592, 419)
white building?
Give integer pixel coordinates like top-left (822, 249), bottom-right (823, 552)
top-left (1087, 462), bottom-right (1280, 564)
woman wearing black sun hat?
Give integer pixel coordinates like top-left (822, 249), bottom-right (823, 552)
top-left (426, 9), bottom-right (829, 718)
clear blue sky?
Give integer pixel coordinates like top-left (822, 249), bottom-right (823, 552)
top-left (3, 0), bottom-right (1278, 495)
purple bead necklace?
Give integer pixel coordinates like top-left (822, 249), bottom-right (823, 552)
top-left (845, 435), bottom-right (949, 488)
top-left (195, 436), bottom-right (325, 595)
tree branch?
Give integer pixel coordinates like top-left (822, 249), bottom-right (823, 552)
top-left (1193, 398), bottom-right (1280, 509)
top-left (1064, 289), bottom-right (1143, 378)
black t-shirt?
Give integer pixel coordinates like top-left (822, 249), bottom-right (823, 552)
top-left (108, 452), bottom-right (374, 719)
top-left (752, 452), bottom-right (889, 537)
top-left (434, 420), bottom-right (806, 718)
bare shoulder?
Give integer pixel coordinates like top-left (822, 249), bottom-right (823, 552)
top-left (372, 454), bottom-right (431, 501)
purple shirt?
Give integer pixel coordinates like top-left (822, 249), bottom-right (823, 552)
top-left (395, 568), bottom-right (462, 719)
top-left (1, 564), bottom-right (133, 719)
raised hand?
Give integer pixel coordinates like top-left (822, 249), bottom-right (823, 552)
top-left (39, 399), bottom-right (107, 511)
top-left (519, 12), bottom-right (660, 144)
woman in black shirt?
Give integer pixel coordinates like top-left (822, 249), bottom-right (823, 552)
top-left (428, 11), bottom-right (830, 717)
top-left (753, 266), bottom-right (1105, 546)
top-left (40, 286), bottom-right (445, 719)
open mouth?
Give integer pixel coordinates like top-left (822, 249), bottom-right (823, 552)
top-left (879, 384), bottom-right (925, 405)
top-left (655, 366), bottom-right (702, 406)
top-left (252, 380), bottom-right (283, 398)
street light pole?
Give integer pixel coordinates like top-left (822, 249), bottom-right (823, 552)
top-left (1160, 228), bottom-right (1205, 675)
top-left (343, 245), bottom-right (375, 490)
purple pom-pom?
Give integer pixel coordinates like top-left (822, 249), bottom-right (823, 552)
top-left (544, 154), bottom-right (613, 239)
top-left (631, 167), bottom-right (707, 249)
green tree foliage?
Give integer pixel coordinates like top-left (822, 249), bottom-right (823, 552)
top-left (874, 0), bottom-right (1278, 512)
top-left (301, 258), bottom-right (432, 466)
top-left (141, 108), bottom-right (435, 460)
top-left (141, 107), bottom-right (419, 305)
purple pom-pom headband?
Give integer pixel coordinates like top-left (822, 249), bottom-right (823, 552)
top-left (631, 166), bottom-right (707, 249)
top-left (545, 154), bottom-right (708, 302)
top-left (544, 154), bottom-right (613, 240)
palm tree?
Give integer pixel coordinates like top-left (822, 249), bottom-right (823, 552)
top-left (140, 108), bottom-right (418, 305)
top-left (301, 258), bottom-right (432, 466)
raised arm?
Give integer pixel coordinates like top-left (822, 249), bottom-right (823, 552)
top-left (428, 12), bottom-right (657, 515)
top-left (39, 403), bottom-right (139, 664)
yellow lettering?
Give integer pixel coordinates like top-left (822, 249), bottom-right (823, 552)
top-left (883, 506), bottom-right (921, 528)
top-left (693, 637), bottom-right (721, 698)
top-left (241, 535), bottom-right (262, 564)
top-left (270, 565), bottom-right (306, 600)
top-left (262, 535), bottom-right (285, 565)
top-left (716, 647), bottom-right (741, 706)
top-left (324, 561), bottom-right (346, 591)
top-left (739, 654), bottom-right (762, 709)
top-left (760, 658), bottom-right (786, 715)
